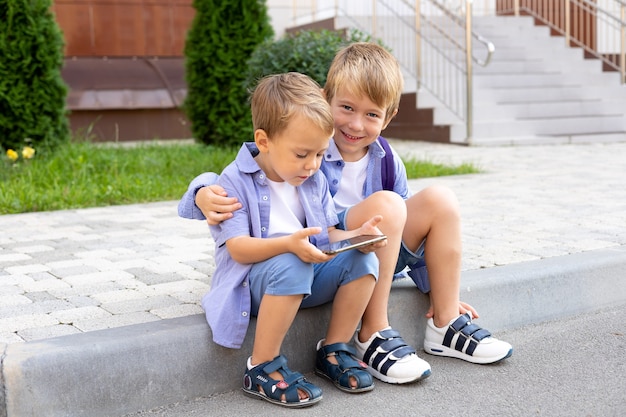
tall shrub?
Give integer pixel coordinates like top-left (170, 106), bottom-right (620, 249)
top-left (184, 0), bottom-right (273, 147)
top-left (0, 0), bottom-right (70, 152)
top-left (244, 29), bottom-right (375, 90)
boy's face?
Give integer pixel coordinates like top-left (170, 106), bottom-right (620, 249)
top-left (255, 113), bottom-right (331, 186)
top-left (329, 87), bottom-right (391, 162)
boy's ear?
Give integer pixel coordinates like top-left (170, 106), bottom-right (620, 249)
top-left (382, 108), bottom-right (399, 130)
top-left (254, 129), bottom-right (270, 153)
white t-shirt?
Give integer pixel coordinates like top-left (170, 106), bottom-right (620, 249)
top-left (267, 179), bottom-right (306, 237)
top-left (333, 153), bottom-right (369, 212)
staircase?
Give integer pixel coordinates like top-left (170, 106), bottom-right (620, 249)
top-left (322, 12), bottom-right (626, 146)
top-left (452, 15), bottom-right (626, 146)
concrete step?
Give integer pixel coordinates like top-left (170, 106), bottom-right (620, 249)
top-left (486, 45), bottom-right (586, 61)
top-left (471, 114), bottom-right (626, 137)
top-left (475, 58), bottom-right (603, 74)
top-left (474, 84), bottom-right (626, 103)
top-left (472, 98), bottom-right (619, 119)
top-left (462, 131), bottom-right (626, 146)
top-left (341, 12), bottom-right (626, 145)
top-left (473, 71), bottom-right (623, 88)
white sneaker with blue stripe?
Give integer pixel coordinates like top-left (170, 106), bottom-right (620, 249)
top-left (424, 313), bottom-right (513, 364)
top-left (353, 327), bottom-right (431, 384)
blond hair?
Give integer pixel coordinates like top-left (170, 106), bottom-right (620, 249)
top-left (324, 42), bottom-right (403, 124)
top-left (251, 72), bottom-right (334, 138)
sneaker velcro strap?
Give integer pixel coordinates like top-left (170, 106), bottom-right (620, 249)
top-left (471, 328), bottom-right (492, 341)
top-left (363, 329), bottom-right (401, 362)
top-left (363, 329), bottom-right (417, 375)
top-left (378, 345), bottom-right (416, 375)
top-left (450, 313), bottom-right (472, 332)
top-left (442, 314), bottom-right (492, 357)
top-left (460, 323), bottom-right (481, 337)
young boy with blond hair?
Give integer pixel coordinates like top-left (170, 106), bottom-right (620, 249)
top-left (180, 43), bottom-right (513, 386)
top-left (206, 72), bottom-right (386, 408)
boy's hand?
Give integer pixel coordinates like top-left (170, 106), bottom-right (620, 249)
top-left (196, 185), bottom-right (242, 226)
top-left (290, 227), bottom-right (336, 263)
top-left (357, 215), bottom-right (387, 253)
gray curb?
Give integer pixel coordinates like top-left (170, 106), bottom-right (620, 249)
top-left (2, 246), bottom-right (626, 417)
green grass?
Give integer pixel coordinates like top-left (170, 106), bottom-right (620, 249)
top-left (1, 141), bottom-right (479, 214)
top-left (0, 142), bottom-right (237, 214)
top-left (403, 158), bottom-right (480, 178)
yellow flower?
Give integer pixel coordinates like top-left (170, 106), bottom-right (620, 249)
top-left (22, 146), bottom-right (35, 159)
top-left (6, 149), bottom-right (18, 161)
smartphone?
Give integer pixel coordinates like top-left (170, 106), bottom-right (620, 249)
top-left (321, 234), bottom-right (387, 255)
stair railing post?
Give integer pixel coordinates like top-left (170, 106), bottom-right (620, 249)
top-left (565, 0), bottom-right (571, 47)
top-left (372, 0), bottom-right (377, 38)
top-left (621, 3), bottom-right (626, 84)
top-left (415, 0), bottom-right (422, 91)
top-left (465, 0), bottom-right (473, 144)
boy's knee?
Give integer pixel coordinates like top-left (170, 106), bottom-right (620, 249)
top-left (373, 190), bottom-right (407, 222)
top-left (343, 251), bottom-right (380, 281)
top-left (423, 185), bottom-right (460, 213)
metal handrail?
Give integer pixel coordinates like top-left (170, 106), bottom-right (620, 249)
top-left (503, 0), bottom-right (626, 84)
top-left (422, 0), bottom-right (495, 67)
top-left (290, 0), bottom-right (493, 144)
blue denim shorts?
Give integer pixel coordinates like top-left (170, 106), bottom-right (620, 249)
top-left (247, 250), bottom-right (379, 316)
top-left (337, 207), bottom-right (430, 293)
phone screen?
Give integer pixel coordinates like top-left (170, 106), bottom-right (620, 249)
top-left (321, 234), bottom-right (387, 255)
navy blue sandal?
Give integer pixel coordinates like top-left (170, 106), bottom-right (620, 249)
top-left (242, 355), bottom-right (322, 408)
top-left (315, 340), bottom-right (374, 393)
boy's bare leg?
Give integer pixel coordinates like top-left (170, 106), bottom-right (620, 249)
top-left (323, 274), bottom-right (376, 388)
top-left (251, 294), bottom-right (307, 399)
top-left (408, 185), bottom-right (514, 364)
top-left (324, 275), bottom-right (376, 345)
top-left (346, 192), bottom-right (431, 383)
top-left (403, 185), bottom-right (462, 327)
top-left (252, 294), bottom-right (302, 364)
top-left (343, 191), bottom-right (407, 340)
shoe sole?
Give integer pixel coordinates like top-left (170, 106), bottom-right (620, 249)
top-left (366, 366), bottom-right (432, 384)
top-left (242, 387), bottom-right (323, 408)
top-left (314, 368), bottom-right (375, 393)
top-left (424, 343), bottom-right (514, 364)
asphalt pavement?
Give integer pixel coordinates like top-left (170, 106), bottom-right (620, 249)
top-left (123, 303), bottom-right (626, 417)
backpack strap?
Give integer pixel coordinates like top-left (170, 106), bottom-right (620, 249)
top-left (378, 136), bottom-right (395, 191)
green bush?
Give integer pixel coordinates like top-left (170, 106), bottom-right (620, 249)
top-left (0, 0), bottom-right (70, 152)
top-left (244, 29), bottom-right (375, 89)
top-left (184, 0), bottom-right (274, 147)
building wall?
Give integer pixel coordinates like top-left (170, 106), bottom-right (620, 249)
top-left (52, 0), bottom-right (195, 57)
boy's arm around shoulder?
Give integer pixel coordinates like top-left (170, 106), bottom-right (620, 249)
top-left (177, 172), bottom-right (219, 220)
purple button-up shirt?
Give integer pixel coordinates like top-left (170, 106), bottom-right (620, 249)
top-left (203, 143), bottom-right (338, 348)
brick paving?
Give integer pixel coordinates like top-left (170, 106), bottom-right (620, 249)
top-left (1, 140), bottom-right (625, 344)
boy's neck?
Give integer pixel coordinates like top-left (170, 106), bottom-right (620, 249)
top-left (254, 152), bottom-right (281, 182)
top-left (335, 141), bottom-right (369, 162)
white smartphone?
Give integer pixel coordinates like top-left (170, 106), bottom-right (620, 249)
top-left (321, 234), bottom-right (387, 255)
